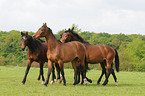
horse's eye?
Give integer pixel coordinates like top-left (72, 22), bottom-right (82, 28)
top-left (41, 29), bottom-right (43, 31)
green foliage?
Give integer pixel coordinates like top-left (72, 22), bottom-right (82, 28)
top-left (0, 24), bottom-right (145, 71)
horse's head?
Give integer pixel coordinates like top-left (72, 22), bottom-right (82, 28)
top-left (60, 27), bottom-right (74, 43)
top-left (21, 32), bottom-right (29, 51)
top-left (33, 23), bottom-right (48, 39)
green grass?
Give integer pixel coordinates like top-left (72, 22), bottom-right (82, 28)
top-left (0, 66), bottom-right (144, 96)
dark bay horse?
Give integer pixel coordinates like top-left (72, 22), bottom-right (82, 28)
top-left (21, 32), bottom-right (61, 84)
top-left (33, 23), bottom-right (89, 86)
top-left (60, 28), bottom-right (120, 86)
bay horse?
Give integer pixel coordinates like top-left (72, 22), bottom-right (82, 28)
top-left (60, 28), bottom-right (120, 86)
top-left (33, 23), bottom-right (89, 86)
top-left (21, 32), bottom-right (61, 84)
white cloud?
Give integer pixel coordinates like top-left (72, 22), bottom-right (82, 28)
top-left (0, 0), bottom-right (145, 35)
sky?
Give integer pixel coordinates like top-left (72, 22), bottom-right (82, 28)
top-left (0, 0), bottom-right (145, 35)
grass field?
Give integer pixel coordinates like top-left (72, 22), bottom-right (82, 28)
top-left (0, 66), bottom-right (144, 96)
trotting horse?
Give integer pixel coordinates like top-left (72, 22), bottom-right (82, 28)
top-left (33, 23), bottom-right (89, 86)
top-left (21, 32), bottom-right (61, 84)
top-left (60, 28), bottom-right (120, 86)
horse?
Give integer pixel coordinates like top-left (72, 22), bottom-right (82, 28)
top-left (21, 32), bottom-right (61, 84)
top-left (60, 28), bottom-right (120, 86)
top-left (33, 23), bottom-right (89, 86)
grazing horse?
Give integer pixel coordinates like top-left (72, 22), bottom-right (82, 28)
top-left (33, 23), bottom-right (89, 86)
top-left (60, 28), bottom-right (120, 86)
top-left (21, 32), bottom-right (61, 84)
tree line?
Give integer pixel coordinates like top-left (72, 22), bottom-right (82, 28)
top-left (0, 26), bottom-right (145, 71)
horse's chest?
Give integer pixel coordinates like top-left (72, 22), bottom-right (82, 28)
top-left (28, 52), bottom-right (38, 60)
top-left (47, 53), bottom-right (59, 62)
top-left (29, 55), bottom-right (37, 60)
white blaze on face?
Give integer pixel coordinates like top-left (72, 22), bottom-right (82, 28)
top-left (22, 36), bottom-right (26, 40)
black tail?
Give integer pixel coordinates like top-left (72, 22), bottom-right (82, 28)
top-left (85, 55), bottom-right (90, 72)
top-left (114, 49), bottom-right (119, 72)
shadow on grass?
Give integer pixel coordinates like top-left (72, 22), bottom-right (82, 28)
top-left (64, 83), bottom-right (144, 87)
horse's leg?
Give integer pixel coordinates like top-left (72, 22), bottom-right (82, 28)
top-left (40, 63), bottom-right (45, 84)
top-left (55, 63), bottom-right (62, 83)
top-left (37, 62), bottom-right (41, 81)
top-left (102, 61), bottom-right (112, 86)
top-left (71, 60), bottom-right (78, 85)
top-left (77, 68), bottom-right (80, 84)
top-left (80, 72), bottom-right (92, 84)
top-left (58, 60), bottom-right (66, 86)
top-left (80, 71), bottom-right (84, 85)
top-left (21, 59), bottom-right (32, 84)
top-left (111, 69), bottom-right (118, 86)
top-left (37, 74), bottom-right (41, 81)
top-left (44, 60), bottom-right (53, 86)
top-left (97, 62), bottom-right (106, 85)
top-left (50, 65), bottom-right (56, 84)
top-left (80, 60), bottom-right (87, 85)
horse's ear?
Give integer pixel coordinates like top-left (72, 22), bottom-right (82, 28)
top-left (71, 27), bottom-right (74, 31)
top-left (44, 23), bottom-right (47, 27)
top-left (21, 32), bottom-right (24, 36)
top-left (68, 28), bottom-right (71, 31)
top-left (26, 32), bottom-right (28, 35)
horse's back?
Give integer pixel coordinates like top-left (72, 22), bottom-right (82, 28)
top-left (86, 44), bottom-right (115, 63)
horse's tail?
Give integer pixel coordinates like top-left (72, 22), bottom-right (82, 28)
top-left (85, 55), bottom-right (90, 72)
top-left (114, 49), bottom-right (119, 72)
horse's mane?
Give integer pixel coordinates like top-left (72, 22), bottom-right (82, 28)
top-left (27, 35), bottom-right (44, 48)
top-left (47, 27), bottom-right (62, 43)
top-left (66, 30), bottom-right (89, 44)
top-left (38, 39), bottom-right (45, 43)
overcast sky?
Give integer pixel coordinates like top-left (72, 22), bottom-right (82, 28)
top-left (0, 0), bottom-right (145, 35)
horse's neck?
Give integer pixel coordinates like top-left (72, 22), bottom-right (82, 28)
top-left (27, 41), bottom-right (39, 53)
top-left (45, 32), bottom-right (60, 52)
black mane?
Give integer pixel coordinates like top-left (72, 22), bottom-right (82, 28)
top-left (47, 27), bottom-right (62, 43)
top-left (65, 30), bottom-right (89, 44)
top-left (38, 39), bottom-right (45, 43)
top-left (27, 35), bottom-right (45, 52)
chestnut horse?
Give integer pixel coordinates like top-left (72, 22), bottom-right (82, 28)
top-left (33, 23), bottom-right (89, 86)
top-left (60, 28), bottom-right (119, 86)
top-left (21, 32), bottom-right (61, 84)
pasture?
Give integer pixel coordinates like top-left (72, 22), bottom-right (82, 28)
top-left (0, 66), bottom-right (144, 96)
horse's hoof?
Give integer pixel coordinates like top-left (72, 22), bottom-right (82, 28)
top-left (63, 84), bottom-right (66, 86)
top-left (115, 80), bottom-right (118, 86)
top-left (54, 79), bottom-right (57, 82)
top-left (42, 81), bottom-right (45, 84)
top-left (84, 83), bottom-right (87, 86)
top-left (58, 79), bottom-right (62, 84)
top-left (21, 82), bottom-right (24, 85)
top-left (97, 82), bottom-right (100, 85)
top-left (50, 81), bottom-right (54, 84)
top-left (83, 78), bottom-right (87, 85)
top-left (90, 80), bottom-right (92, 83)
top-left (43, 84), bottom-right (47, 87)
top-left (102, 83), bottom-right (106, 86)
top-left (81, 83), bottom-right (83, 85)
top-left (73, 83), bottom-right (76, 86)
